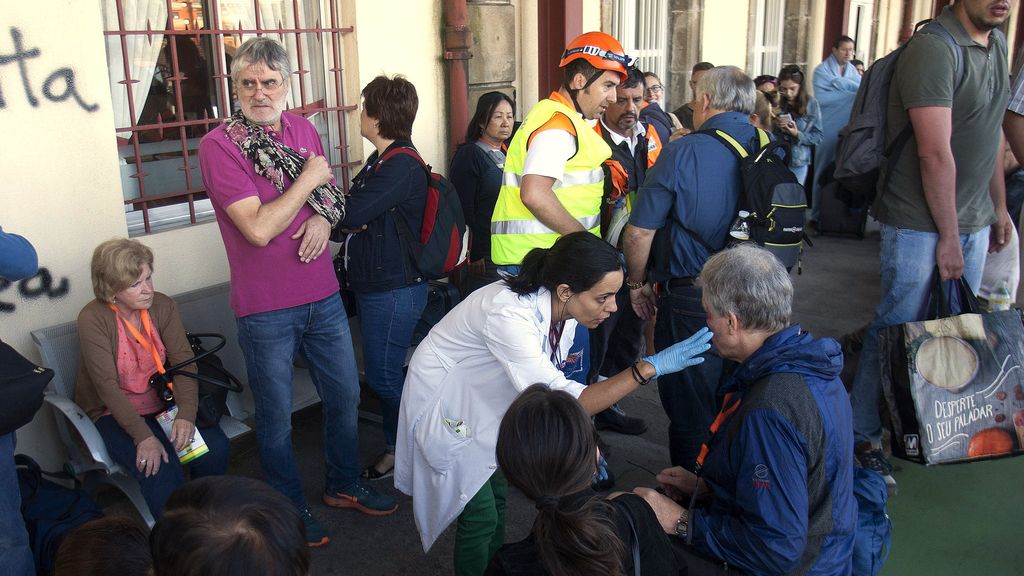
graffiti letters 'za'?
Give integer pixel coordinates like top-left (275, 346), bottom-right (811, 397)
top-left (0, 268), bottom-right (70, 313)
top-left (0, 27), bottom-right (98, 113)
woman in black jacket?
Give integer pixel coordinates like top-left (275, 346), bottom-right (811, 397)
top-left (337, 75), bottom-right (427, 480)
top-left (449, 91), bottom-right (514, 294)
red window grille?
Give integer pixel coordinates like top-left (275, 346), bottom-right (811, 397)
top-left (103, 0), bottom-right (358, 235)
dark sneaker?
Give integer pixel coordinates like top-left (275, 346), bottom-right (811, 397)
top-left (594, 404), bottom-right (648, 435)
top-left (855, 447), bottom-right (897, 495)
top-left (300, 508), bottom-right (330, 547)
top-left (806, 219), bottom-right (820, 237)
top-left (323, 481), bottom-right (399, 516)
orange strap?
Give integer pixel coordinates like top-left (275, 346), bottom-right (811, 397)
top-left (109, 305), bottom-right (171, 390)
top-left (696, 393), bottom-right (741, 467)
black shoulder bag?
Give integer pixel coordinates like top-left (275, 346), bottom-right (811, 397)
top-left (148, 333), bottom-right (244, 429)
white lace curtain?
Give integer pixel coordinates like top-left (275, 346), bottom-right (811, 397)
top-left (103, 0), bottom-right (167, 141)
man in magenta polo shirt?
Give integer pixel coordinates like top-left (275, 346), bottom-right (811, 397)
top-left (198, 37), bottom-right (397, 548)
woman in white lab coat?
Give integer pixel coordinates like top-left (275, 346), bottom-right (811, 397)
top-left (394, 232), bottom-right (713, 575)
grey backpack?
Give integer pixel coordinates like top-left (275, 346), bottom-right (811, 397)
top-left (832, 20), bottom-right (964, 208)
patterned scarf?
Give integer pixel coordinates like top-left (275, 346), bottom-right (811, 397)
top-left (223, 110), bottom-right (346, 226)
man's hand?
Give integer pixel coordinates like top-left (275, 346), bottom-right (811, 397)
top-left (292, 214), bottom-right (330, 263)
top-left (989, 210), bottom-right (1014, 253)
top-left (297, 154), bottom-right (333, 189)
top-left (669, 127), bottom-right (691, 142)
top-left (630, 284), bottom-right (657, 320)
top-left (656, 465), bottom-right (701, 500)
top-left (936, 234), bottom-right (965, 280)
top-left (633, 487), bottom-right (686, 534)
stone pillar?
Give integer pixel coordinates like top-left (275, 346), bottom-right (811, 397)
top-left (466, 1), bottom-right (517, 130)
top-left (667, 0), bottom-right (703, 113)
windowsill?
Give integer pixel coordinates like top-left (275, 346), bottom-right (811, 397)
top-left (126, 198), bottom-right (217, 237)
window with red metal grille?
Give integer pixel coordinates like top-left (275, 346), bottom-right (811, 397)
top-left (102, 0), bottom-right (357, 236)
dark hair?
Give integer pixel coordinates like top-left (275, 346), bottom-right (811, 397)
top-left (851, 59), bottom-right (865, 68)
top-left (466, 91), bottom-right (515, 142)
top-left (497, 385), bottom-right (625, 576)
top-left (620, 67), bottom-right (646, 90)
top-left (563, 58), bottom-right (601, 89)
top-left (362, 74), bottom-right (418, 140)
top-left (777, 65), bottom-right (809, 117)
top-left (54, 516), bottom-right (151, 576)
top-left (692, 61), bottom-right (715, 74)
top-left (504, 232), bottom-right (621, 296)
top-left (151, 476), bottom-right (310, 576)
top-left (833, 35), bottom-right (855, 49)
top-left (753, 74), bottom-right (777, 88)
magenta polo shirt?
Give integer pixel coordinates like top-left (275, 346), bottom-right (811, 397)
top-left (199, 111), bottom-right (339, 318)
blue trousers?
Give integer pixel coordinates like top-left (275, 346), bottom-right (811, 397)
top-left (0, 432), bottom-right (33, 575)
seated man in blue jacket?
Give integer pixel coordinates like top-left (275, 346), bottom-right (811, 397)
top-left (635, 244), bottom-right (856, 576)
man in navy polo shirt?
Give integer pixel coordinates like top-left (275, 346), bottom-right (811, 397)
top-left (623, 66), bottom-right (758, 470)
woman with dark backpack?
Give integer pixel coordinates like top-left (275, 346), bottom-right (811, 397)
top-left (335, 75), bottom-right (428, 484)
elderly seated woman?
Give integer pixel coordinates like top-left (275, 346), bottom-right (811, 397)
top-left (76, 238), bottom-right (229, 517)
top-left (636, 244), bottom-right (856, 576)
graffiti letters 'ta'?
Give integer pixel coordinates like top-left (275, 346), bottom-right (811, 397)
top-left (0, 27), bottom-right (98, 113)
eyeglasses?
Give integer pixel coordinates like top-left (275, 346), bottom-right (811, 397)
top-left (646, 85), bottom-right (664, 93)
top-left (237, 77), bottom-right (285, 94)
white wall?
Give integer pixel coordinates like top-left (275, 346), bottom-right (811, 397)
top-left (702, 0), bottom-right (750, 70)
top-left (353, 0), bottom-right (447, 172)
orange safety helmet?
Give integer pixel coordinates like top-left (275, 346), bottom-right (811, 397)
top-left (559, 32), bottom-right (632, 81)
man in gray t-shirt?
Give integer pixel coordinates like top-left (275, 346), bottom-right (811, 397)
top-left (850, 0), bottom-right (1014, 493)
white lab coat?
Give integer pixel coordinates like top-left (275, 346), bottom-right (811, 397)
top-left (394, 281), bottom-right (586, 552)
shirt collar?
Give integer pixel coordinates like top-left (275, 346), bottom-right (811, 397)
top-left (698, 111), bottom-right (751, 131)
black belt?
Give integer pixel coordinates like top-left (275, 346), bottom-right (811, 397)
top-left (663, 277), bottom-right (696, 288)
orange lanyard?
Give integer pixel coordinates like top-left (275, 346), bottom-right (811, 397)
top-left (696, 392), bottom-right (742, 468)
top-left (109, 305), bottom-right (171, 389)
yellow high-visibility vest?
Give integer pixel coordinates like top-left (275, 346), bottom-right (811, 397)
top-left (490, 92), bottom-right (611, 266)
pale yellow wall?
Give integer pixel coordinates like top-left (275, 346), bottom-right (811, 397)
top-left (702, 0), bottom-right (749, 70)
top-left (518, 0), bottom-right (540, 113)
top-left (582, 0), bottom-right (602, 33)
top-left (353, 0), bottom-right (447, 172)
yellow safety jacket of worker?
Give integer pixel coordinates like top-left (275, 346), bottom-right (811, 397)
top-left (490, 92), bottom-right (611, 266)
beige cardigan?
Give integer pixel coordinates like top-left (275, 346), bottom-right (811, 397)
top-left (75, 293), bottom-right (199, 445)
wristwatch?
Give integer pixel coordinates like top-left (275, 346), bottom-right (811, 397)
top-left (674, 511), bottom-right (689, 539)
top-left (626, 278), bottom-right (647, 290)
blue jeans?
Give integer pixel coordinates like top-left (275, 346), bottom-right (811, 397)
top-left (95, 415), bottom-right (229, 518)
top-left (0, 433), bottom-right (33, 576)
top-left (655, 283), bottom-right (731, 471)
top-left (497, 265), bottom-right (589, 384)
top-left (850, 224), bottom-right (990, 444)
top-left (790, 164), bottom-right (809, 190)
top-left (236, 294), bottom-right (361, 508)
top-left (355, 283), bottom-right (428, 449)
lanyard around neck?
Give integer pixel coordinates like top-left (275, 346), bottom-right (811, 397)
top-left (109, 304), bottom-right (167, 378)
top-left (696, 392), bottom-right (742, 469)
top-left (548, 320), bottom-right (565, 365)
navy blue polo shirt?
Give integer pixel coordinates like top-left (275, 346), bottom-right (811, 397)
top-left (630, 111), bottom-right (756, 280)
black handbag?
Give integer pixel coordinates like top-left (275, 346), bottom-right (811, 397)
top-left (148, 333), bottom-right (244, 429)
top-left (0, 340), bottom-right (54, 435)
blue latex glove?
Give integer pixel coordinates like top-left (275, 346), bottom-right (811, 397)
top-left (642, 326), bottom-right (713, 377)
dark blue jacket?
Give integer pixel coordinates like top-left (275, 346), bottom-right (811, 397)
top-left (339, 140), bottom-right (427, 292)
top-left (449, 141), bottom-right (504, 262)
top-left (691, 325), bottom-right (856, 576)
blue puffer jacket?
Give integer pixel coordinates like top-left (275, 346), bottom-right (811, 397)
top-left (691, 325), bottom-right (856, 576)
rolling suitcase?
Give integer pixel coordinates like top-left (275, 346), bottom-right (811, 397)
top-left (817, 180), bottom-right (868, 238)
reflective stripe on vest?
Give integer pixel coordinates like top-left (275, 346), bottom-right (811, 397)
top-left (491, 95), bottom-right (611, 265)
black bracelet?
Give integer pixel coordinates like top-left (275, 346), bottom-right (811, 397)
top-left (630, 361), bottom-right (652, 386)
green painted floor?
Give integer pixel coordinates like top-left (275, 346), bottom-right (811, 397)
top-left (881, 456), bottom-right (1024, 576)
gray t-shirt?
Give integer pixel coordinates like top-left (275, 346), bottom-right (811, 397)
top-left (873, 8), bottom-right (1009, 233)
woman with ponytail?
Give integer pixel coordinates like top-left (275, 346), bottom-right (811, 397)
top-left (487, 385), bottom-right (681, 576)
top-left (395, 231), bottom-right (713, 575)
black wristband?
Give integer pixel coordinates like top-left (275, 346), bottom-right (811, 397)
top-left (630, 361), bottom-right (652, 386)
